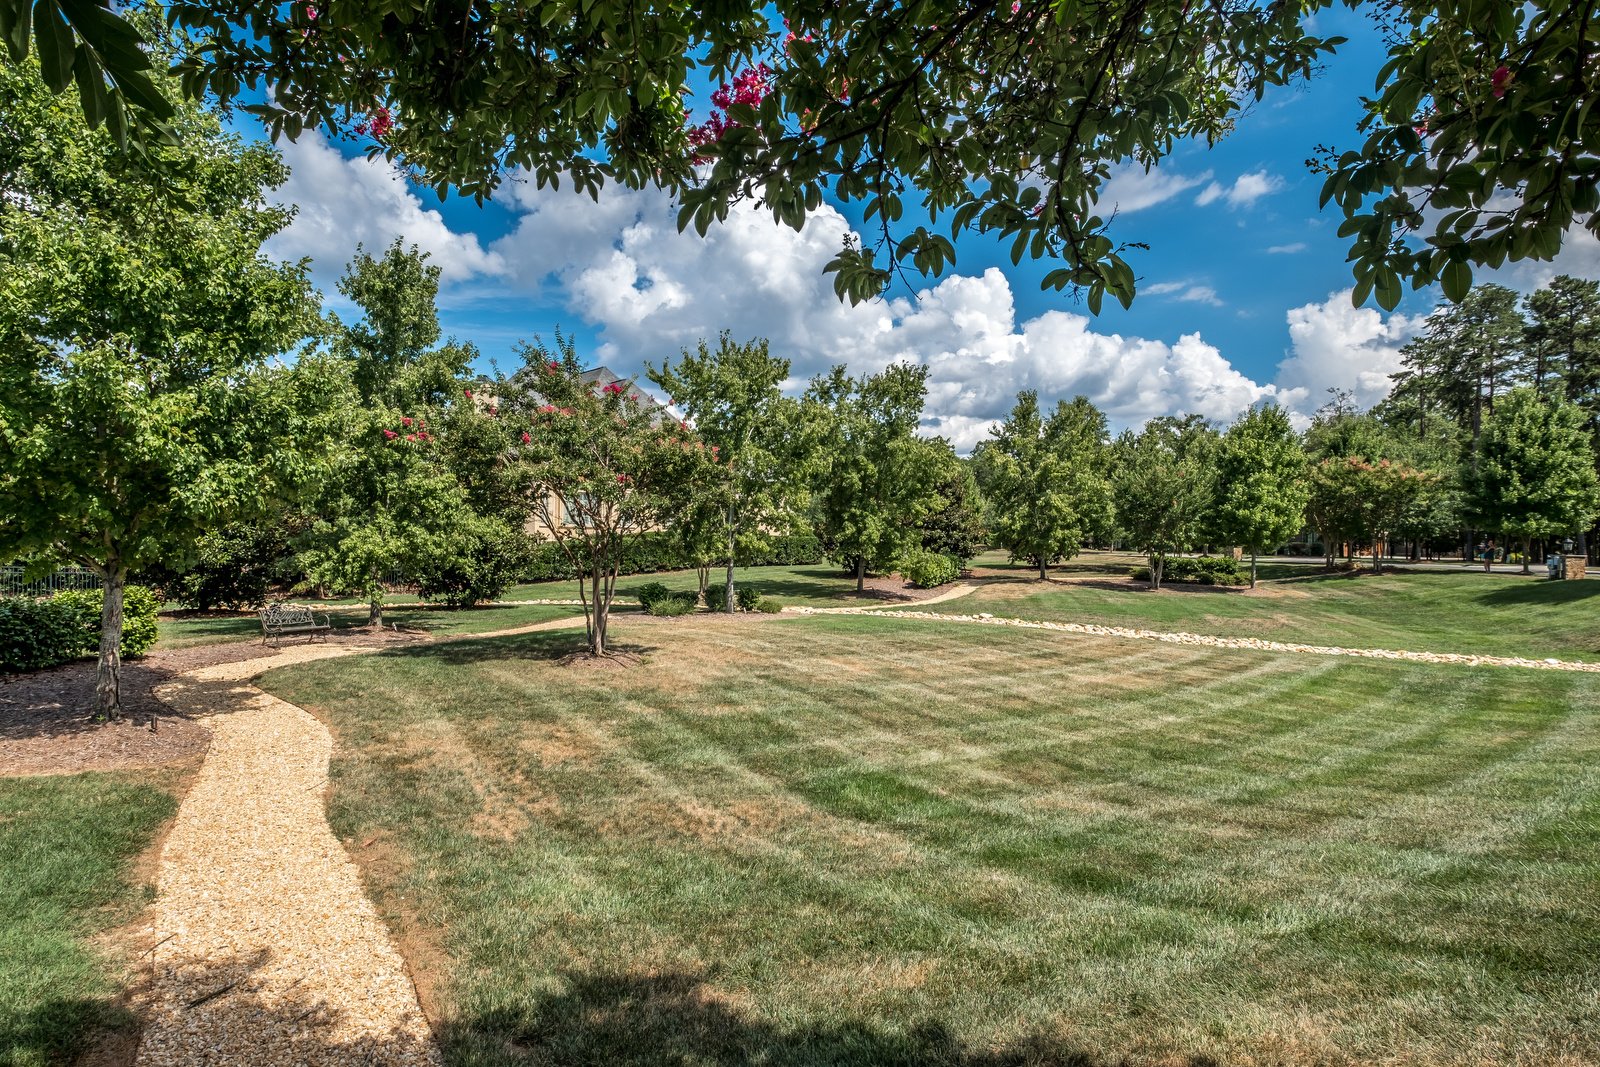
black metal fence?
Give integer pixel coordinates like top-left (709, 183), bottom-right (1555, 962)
top-left (0, 566), bottom-right (103, 597)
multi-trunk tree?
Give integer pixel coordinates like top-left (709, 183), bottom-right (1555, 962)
top-left (0, 47), bottom-right (331, 719)
top-left (505, 338), bottom-right (717, 656)
top-left (983, 392), bottom-right (1114, 581)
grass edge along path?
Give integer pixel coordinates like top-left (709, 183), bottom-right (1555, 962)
top-left (0, 771), bottom-right (179, 1067)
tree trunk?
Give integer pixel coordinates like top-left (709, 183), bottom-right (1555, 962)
top-left (1038, 558), bottom-right (1048, 582)
top-left (590, 570), bottom-right (607, 655)
top-left (697, 566), bottom-right (710, 597)
top-left (855, 556), bottom-right (865, 594)
top-left (368, 567), bottom-right (384, 627)
top-left (1149, 555), bottom-right (1162, 590)
top-left (1522, 536), bottom-right (1533, 575)
top-left (94, 567), bottom-right (126, 721)
top-left (1249, 552), bottom-right (1257, 590)
top-left (725, 502), bottom-right (737, 614)
top-left (1372, 539), bottom-right (1382, 575)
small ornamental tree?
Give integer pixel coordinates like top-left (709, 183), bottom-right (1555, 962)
top-left (1211, 402), bottom-right (1310, 588)
top-left (1309, 457), bottom-right (1438, 574)
top-left (648, 334), bottom-right (812, 613)
top-left (806, 363), bottom-right (946, 592)
top-left (985, 392), bottom-right (1113, 581)
top-left (1114, 417), bottom-right (1219, 589)
top-left (1464, 387), bottom-right (1600, 573)
top-left (506, 339), bottom-right (718, 656)
top-left (301, 243), bottom-right (483, 625)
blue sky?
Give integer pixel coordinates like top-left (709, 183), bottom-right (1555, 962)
top-left (254, 7), bottom-right (1595, 450)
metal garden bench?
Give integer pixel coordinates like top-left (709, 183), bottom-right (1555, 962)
top-left (259, 603), bottom-right (333, 646)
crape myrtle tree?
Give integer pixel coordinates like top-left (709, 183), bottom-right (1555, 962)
top-left (0, 44), bottom-right (332, 719)
top-left (505, 338), bottom-right (719, 656)
top-left (1308, 457), bottom-right (1437, 573)
top-left (1113, 416), bottom-right (1219, 590)
top-left (299, 242), bottom-right (485, 625)
top-left (807, 363), bottom-right (947, 593)
top-left (985, 392), bottom-right (1114, 581)
top-left (1211, 402), bottom-right (1310, 588)
top-left (10, 1), bottom-right (1599, 311)
top-left (1463, 387), bottom-right (1600, 573)
top-left (648, 334), bottom-right (812, 613)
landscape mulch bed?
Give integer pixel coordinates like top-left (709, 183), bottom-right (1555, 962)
top-left (0, 627), bottom-right (426, 778)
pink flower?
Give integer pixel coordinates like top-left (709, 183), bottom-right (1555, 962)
top-left (489, 405), bottom-right (499, 416)
top-left (402, 416), bottom-right (413, 427)
top-left (464, 388), bottom-right (473, 399)
top-left (616, 474), bottom-right (628, 483)
top-left (382, 429), bottom-right (397, 439)
top-left (1492, 65), bottom-right (1512, 98)
top-left (1011, 1), bottom-right (1020, 11)
top-left (547, 360), bottom-right (560, 371)
top-left (521, 431), bottom-right (532, 444)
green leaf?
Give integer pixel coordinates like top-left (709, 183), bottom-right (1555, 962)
top-left (34, 0), bottom-right (77, 92)
top-left (1439, 258), bottom-right (1471, 303)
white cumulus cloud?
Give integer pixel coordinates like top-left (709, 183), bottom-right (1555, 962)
top-left (1274, 290), bottom-right (1420, 414)
top-left (266, 131), bottom-right (505, 289)
top-left (1196, 170), bottom-right (1285, 209)
top-left (1098, 164), bottom-right (1212, 215)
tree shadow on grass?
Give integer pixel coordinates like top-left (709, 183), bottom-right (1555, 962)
top-left (443, 969), bottom-right (1223, 1067)
top-left (1475, 576), bottom-right (1600, 608)
top-left (372, 630), bottom-right (660, 667)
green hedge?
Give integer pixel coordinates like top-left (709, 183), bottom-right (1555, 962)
top-left (521, 531), bottom-right (824, 584)
top-left (1130, 556), bottom-right (1246, 585)
top-left (900, 548), bottom-right (962, 589)
top-left (0, 586), bottom-right (159, 674)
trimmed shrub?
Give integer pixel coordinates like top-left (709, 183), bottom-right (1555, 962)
top-left (0, 597), bottom-right (89, 673)
top-left (415, 524), bottom-right (536, 608)
top-left (0, 585), bottom-right (158, 673)
top-left (1130, 556), bottom-right (1245, 586)
top-left (755, 597), bottom-right (783, 614)
top-left (735, 586), bottom-right (760, 611)
top-left (149, 521), bottom-right (303, 610)
top-left (645, 591), bottom-right (698, 617)
top-left (703, 584), bottom-right (730, 612)
top-left (635, 582), bottom-right (671, 608)
top-left (901, 548), bottom-right (961, 589)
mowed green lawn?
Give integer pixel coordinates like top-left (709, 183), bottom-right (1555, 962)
top-left (947, 554), bottom-right (1600, 662)
top-left (155, 602), bottom-right (586, 650)
top-left (262, 616), bottom-right (1600, 1066)
top-left (0, 772), bottom-right (177, 1066)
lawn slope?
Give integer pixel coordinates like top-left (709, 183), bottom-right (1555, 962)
top-left (264, 616), bottom-right (1600, 1067)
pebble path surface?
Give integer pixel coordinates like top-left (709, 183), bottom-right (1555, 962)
top-left (791, 603), bottom-right (1600, 673)
top-left (136, 644), bottom-right (439, 1067)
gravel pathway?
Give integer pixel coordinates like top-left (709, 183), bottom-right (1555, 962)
top-left (135, 643), bottom-right (439, 1066)
top-left (791, 605), bottom-right (1600, 673)
top-left (133, 618), bottom-right (589, 1066)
